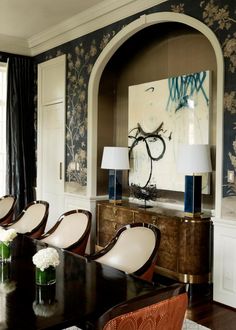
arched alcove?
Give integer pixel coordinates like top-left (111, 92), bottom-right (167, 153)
top-left (87, 12), bottom-right (224, 218)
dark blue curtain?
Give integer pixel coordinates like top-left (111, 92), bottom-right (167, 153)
top-left (6, 56), bottom-right (36, 214)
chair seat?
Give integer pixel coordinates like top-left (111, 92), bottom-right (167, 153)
top-left (96, 227), bottom-right (156, 274)
top-left (88, 223), bottom-right (161, 281)
top-left (9, 203), bottom-right (47, 233)
top-left (6, 201), bottom-right (49, 238)
top-left (40, 212), bottom-right (89, 249)
top-left (38, 209), bottom-right (91, 256)
top-left (0, 195), bottom-right (16, 225)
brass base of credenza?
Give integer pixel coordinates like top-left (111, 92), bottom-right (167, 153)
top-left (155, 266), bottom-right (212, 284)
top-left (177, 272), bottom-right (212, 284)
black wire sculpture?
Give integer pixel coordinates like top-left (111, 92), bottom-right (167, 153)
top-left (128, 122), bottom-right (171, 208)
top-left (129, 184), bottom-right (160, 208)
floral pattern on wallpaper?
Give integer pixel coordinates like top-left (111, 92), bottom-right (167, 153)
top-left (34, 0), bottom-right (235, 196)
top-left (225, 92), bottom-right (236, 114)
top-left (66, 43), bottom-right (95, 185)
top-left (200, 0), bottom-right (236, 73)
top-left (170, 4), bottom-right (185, 13)
top-left (200, 0), bottom-right (233, 30)
top-left (65, 32), bottom-right (118, 185)
top-left (223, 33), bottom-right (236, 73)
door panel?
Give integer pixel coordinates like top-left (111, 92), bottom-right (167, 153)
top-left (42, 103), bottom-right (64, 230)
top-left (37, 55), bottom-right (66, 231)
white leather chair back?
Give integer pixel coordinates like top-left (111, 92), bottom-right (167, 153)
top-left (9, 203), bottom-right (47, 233)
top-left (41, 212), bottom-right (89, 248)
top-left (96, 226), bottom-right (156, 273)
top-left (0, 196), bottom-right (15, 218)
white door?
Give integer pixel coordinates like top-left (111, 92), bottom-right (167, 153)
top-left (37, 55), bottom-right (66, 231)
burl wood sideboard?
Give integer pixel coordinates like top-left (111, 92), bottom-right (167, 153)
top-left (96, 200), bottom-right (213, 284)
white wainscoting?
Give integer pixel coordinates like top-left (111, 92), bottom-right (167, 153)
top-left (213, 218), bottom-right (236, 308)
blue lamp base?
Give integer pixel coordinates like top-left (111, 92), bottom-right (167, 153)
top-left (108, 170), bottom-right (122, 203)
top-left (184, 175), bottom-right (202, 217)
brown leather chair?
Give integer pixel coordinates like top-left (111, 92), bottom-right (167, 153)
top-left (38, 209), bottom-right (92, 256)
top-left (5, 200), bottom-right (49, 238)
top-left (88, 223), bottom-right (161, 282)
top-left (0, 195), bottom-right (17, 225)
top-left (86, 283), bottom-right (188, 330)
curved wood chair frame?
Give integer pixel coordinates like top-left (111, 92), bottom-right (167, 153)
top-left (0, 195), bottom-right (17, 225)
top-left (85, 283), bottom-right (188, 330)
top-left (39, 209), bottom-right (92, 256)
top-left (88, 222), bottom-right (161, 281)
top-left (6, 200), bottom-right (49, 238)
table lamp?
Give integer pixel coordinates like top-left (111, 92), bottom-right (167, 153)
top-left (101, 146), bottom-right (130, 203)
top-left (177, 144), bottom-right (212, 217)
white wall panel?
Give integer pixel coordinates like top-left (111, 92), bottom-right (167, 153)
top-left (213, 219), bottom-right (236, 307)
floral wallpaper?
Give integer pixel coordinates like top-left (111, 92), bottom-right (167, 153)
top-left (34, 0), bottom-right (235, 198)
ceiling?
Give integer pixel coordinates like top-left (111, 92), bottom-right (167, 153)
top-left (0, 0), bottom-right (105, 39)
top-left (0, 0), bottom-right (160, 55)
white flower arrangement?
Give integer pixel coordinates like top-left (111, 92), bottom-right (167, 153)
top-left (32, 247), bottom-right (60, 271)
top-left (0, 228), bottom-right (17, 245)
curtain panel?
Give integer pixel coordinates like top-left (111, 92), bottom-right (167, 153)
top-left (6, 56), bottom-right (36, 214)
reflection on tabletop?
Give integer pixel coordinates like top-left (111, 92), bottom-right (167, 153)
top-left (0, 234), bottom-right (158, 329)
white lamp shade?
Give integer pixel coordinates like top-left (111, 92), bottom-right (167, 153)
top-left (101, 147), bottom-right (130, 170)
top-left (177, 144), bottom-right (212, 174)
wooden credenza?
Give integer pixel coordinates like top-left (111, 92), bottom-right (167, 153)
top-left (96, 200), bottom-right (213, 284)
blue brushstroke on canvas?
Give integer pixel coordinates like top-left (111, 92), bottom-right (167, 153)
top-left (167, 71), bottom-right (209, 112)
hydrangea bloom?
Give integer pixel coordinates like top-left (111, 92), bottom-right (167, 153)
top-left (0, 228), bottom-right (17, 245)
top-left (32, 247), bottom-right (60, 271)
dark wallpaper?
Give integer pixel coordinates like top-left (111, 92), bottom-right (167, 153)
top-left (2, 0), bottom-right (236, 198)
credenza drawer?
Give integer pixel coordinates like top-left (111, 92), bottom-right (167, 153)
top-left (98, 204), bottom-right (135, 224)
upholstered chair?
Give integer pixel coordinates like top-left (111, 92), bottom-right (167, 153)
top-left (5, 200), bottom-right (49, 238)
top-left (85, 283), bottom-right (188, 330)
top-left (38, 209), bottom-right (92, 256)
top-left (88, 223), bottom-right (161, 281)
top-left (0, 195), bottom-right (17, 225)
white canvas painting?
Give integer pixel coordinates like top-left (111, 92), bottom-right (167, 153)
top-left (128, 71), bottom-right (211, 193)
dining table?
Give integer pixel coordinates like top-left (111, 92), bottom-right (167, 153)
top-left (0, 234), bottom-right (163, 330)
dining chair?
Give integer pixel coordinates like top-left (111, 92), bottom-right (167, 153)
top-left (38, 209), bottom-right (92, 256)
top-left (5, 200), bottom-right (49, 238)
top-left (88, 222), bottom-right (161, 281)
top-left (85, 283), bottom-right (188, 330)
top-left (0, 195), bottom-right (17, 225)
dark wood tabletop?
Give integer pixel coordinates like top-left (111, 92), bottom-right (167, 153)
top-left (0, 234), bottom-right (160, 330)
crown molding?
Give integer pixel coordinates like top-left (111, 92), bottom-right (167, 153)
top-left (0, 0), bottom-right (166, 57)
top-left (0, 34), bottom-right (30, 56)
top-left (29, 0), bottom-right (167, 56)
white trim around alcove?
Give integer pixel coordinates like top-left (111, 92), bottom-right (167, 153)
top-left (87, 12), bottom-right (224, 220)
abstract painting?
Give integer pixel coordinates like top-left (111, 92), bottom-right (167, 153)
top-left (128, 70), bottom-right (211, 193)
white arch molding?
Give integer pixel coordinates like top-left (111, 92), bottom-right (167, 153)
top-left (87, 12), bottom-right (224, 219)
